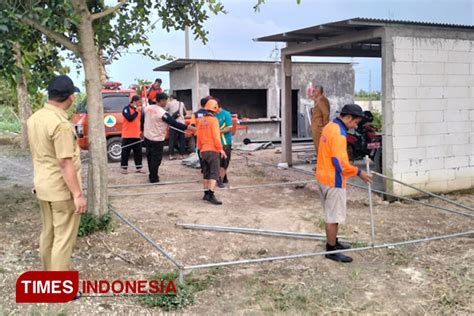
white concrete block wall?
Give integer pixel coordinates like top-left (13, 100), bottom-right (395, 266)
top-left (390, 36), bottom-right (474, 195)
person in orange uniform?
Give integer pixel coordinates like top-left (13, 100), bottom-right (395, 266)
top-left (196, 99), bottom-right (227, 205)
top-left (316, 104), bottom-right (372, 263)
top-left (147, 78), bottom-right (163, 104)
top-left (121, 95), bottom-right (144, 174)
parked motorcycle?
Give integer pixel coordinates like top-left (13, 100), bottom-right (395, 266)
top-left (346, 111), bottom-right (382, 172)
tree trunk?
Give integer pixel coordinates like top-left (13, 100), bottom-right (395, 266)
top-left (98, 50), bottom-right (108, 84)
top-left (13, 42), bottom-right (32, 149)
top-left (73, 0), bottom-right (108, 216)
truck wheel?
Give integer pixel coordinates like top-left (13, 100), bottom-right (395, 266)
top-left (187, 137), bottom-right (196, 153)
top-left (107, 137), bottom-right (122, 163)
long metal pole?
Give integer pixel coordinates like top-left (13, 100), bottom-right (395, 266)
top-left (84, 179), bottom-right (199, 190)
top-left (372, 171), bottom-right (474, 212)
top-left (176, 223), bottom-right (341, 240)
top-left (365, 156), bottom-right (376, 247)
top-left (109, 179), bottom-right (317, 198)
top-left (110, 208), bottom-right (182, 269)
top-left (233, 151), bottom-right (474, 218)
top-left (183, 230), bottom-right (474, 270)
top-left (81, 139), bottom-right (144, 163)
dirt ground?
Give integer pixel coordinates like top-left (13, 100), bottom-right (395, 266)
top-left (1, 144), bottom-right (473, 315)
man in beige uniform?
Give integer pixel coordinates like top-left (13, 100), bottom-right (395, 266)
top-left (311, 85), bottom-right (331, 154)
top-left (27, 75), bottom-right (86, 271)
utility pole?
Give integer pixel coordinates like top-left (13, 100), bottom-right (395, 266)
top-left (185, 26), bottom-right (190, 58)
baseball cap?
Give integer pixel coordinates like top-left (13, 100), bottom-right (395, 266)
top-left (131, 95), bottom-right (140, 102)
top-left (340, 104), bottom-right (364, 118)
top-left (47, 75), bottom-right (80, 98)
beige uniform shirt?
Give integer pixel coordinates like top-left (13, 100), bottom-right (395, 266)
top-left (27, 103), bottom-right (82, 201)
top-left (143, 104), bottom-right (168, 141)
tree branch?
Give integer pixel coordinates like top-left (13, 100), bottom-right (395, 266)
top-left (22, 17), bottom-right (80, 56)
top-left (91, 0), bottom-right (127, 21)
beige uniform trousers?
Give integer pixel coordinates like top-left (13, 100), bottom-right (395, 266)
top-left (38, 199), bottom-right (81, 270)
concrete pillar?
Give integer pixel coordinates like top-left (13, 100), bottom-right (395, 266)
top-left (281, 54), bottom-right (292, 165)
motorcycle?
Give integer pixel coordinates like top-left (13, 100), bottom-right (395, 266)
top-left (346, 110), bottom-right (382, 172)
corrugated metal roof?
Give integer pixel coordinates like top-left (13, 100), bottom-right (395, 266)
top-left (255, 17), bottom-right (474, 42)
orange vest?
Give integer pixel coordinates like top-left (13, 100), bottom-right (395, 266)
top-left (122, 107), bottom-right (141, 139)
top-left (196, 115), bottom-right (223, 153)
top-left (316, 118), bottom-right (360, 188)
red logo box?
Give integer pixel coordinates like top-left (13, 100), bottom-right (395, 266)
top-left (16, 271), bottom-right (79, 303)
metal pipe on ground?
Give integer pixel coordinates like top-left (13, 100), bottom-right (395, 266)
top-left (176, 223), bottom-right (346, 240)
top-left (108, 180), bottom-right (317, 198)
top-left (84, 179), bottom-right (199, 190)
top-left (183, 230), bottom-right (474, 270)
top-left (372, 171), bottom-right (474, 212)
top-left (232, 151), bottom-right (474, 218)
top-left (110, 208), bottom-right (182, 269)
top-left (242, 137), bottom-right (313, 145)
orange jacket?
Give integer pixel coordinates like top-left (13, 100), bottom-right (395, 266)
top-left (196, 115), bottom-right (223, 153)
top-left (316, 118), bottom-right (361, 188)
top-left (122, 106), bottom-right (141, 138)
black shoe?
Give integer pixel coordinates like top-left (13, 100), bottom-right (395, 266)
top-left (325, 253), bottom-right (353, 263)
top-left (335, 238), bottom-right (351, 250)
top-left (203, 190), bottom-right (210, 200)
top-left (149, 176), bottom-right (160, 183)
top-left (223, 175), bottom-right (228, 184)
top-left (217, 178), bottom-right (225, 188)
top-left (205, 191), bottom-right (222, 205)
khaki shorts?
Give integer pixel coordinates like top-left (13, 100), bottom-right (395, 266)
top-left (317, 184), bottom-right (347, 224)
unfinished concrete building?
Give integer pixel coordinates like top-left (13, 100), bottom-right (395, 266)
top-left (256, 17), bottom-right (474, 196)
top-left (154, 59), bottom-right (354, 141)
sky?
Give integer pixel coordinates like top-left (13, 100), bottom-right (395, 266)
top-left (66, 0), bottom-right (474, 93)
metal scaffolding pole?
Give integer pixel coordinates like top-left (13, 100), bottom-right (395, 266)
top-left (110, 208), bottom-right (182, 269)
top-left (365, 156), bottom-right (376, 247)
top-left (176, 223), bottom-right (341, 240)
top-left (183, 230), bottom-right (474, 270)
top-left (232, 151), bottom-right (474, 218)
top-left (108, 179), bottom-right (317, 198)
top-left (372, 171), bottom-right (474, 212)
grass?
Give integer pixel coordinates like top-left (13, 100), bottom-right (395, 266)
top-left (0, 106), bottom-right (21, 133)
top-left (77, 207), bottom-right (114, 237)
top-left (139, 268), bottom-right (223, 311)
top-left (246, 277), bottom-right (351, 313)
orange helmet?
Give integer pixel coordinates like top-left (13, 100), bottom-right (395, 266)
top-left (204, 99), bottom-right (219, 112)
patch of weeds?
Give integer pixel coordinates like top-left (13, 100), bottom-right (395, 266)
top-left (139, 272), bottom-right (193, 311)
top-left (317, 217), bottom-right (326, 230)
top-left (436, 265), bottom-right (473, 309)
top-left (0, 267), bottom-right (5, 273)
top-left (352, 240), bottom-right (368, 248)
top-left (349, 267), bottom-right (362, 281)
top-left (78, 207), bottom-right (114, 237)
top-left (252, 167), bottom-right (266, 179)
top-left (272, 285), bottom-right (308, 311)
top-left (140, 270), bottom-right (221, 311)
top-left (238, 248), bottom-right (253, 258)
top-left (0, 176), bottom-right (8, 181)
top-left (386, 246), bottom-right (413, 266)
top-left (57, 310), bottom-right (68, 316)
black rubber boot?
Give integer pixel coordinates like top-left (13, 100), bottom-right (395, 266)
top-left (335, 238), bottom-right (351, 250)
top-left (325, 244), bottom-right (353, 263)
top-left (205, 190), bottom-right (223, 205)
top-left (217, 178), bottom-right (225, 188)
